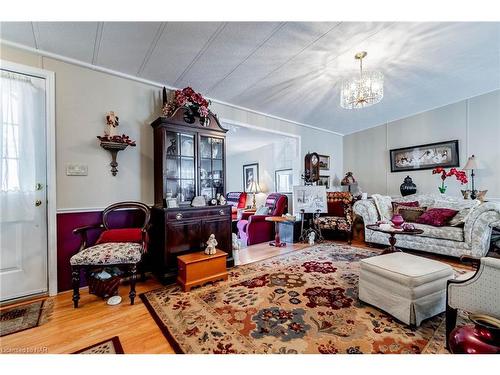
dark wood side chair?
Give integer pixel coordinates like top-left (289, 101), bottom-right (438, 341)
top-left (70, 201), bottom-right (151, 308)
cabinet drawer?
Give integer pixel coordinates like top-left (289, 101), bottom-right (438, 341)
top-left (167, 207), bottom-right (230, 221)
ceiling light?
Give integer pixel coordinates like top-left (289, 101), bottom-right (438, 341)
top-left (340, 51), bottom-right (384, 109)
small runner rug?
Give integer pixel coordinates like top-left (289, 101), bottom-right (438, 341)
top-left (72, 336), bottom-right (124, 354)
top-left (0, 299), bottom-right (53, 337)
top-left (141, 243), bottom-right (462, 354)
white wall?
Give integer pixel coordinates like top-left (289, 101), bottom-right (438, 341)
top-left (1, 44), bottom-right (344, 210)
top-left (343, 90), bottom-right (500, 200)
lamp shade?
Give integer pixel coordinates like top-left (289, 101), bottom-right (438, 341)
top-left (248, 180), bottom-right (261, 193)
top-left (463, 155), bottom-right (478, 170)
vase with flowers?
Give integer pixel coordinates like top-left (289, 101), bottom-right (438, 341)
top-left (432, 167), bottom-right (468, 194)
top-left (161, 86), bottom-right (211, 126)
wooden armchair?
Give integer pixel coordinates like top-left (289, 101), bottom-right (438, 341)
top-left (70, 201), bottom-right (151, 308)
top-left (315, 192), bottom-right (354, 244)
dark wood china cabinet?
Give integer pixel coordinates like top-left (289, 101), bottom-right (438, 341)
top-left (150, 107), bottom-right (233, 283)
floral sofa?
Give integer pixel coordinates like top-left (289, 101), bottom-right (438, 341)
top-left (353, 193), bottom-right (500, 258)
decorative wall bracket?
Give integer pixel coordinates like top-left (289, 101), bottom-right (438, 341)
top-left (100, 141), bottom-right (129, 176)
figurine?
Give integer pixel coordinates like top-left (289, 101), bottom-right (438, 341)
top-left (232, 233), bottom-right (241, 251)
top-left (105, 111), bottom-right (119, 137)
top-left (218, 194), bottom-right (226, 205)
top-left (308, 232), bottom-right (316, 245)
top-left (205, 234), bottom-right (218, 255)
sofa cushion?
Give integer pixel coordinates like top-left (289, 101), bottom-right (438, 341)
top-left (396, 206), bottom-right (427, 222)
top-left (360, 252), bottom-right (454, 288)
top-left (416, 208), bottom-right (458, 227)
top-left (412, 223), bottom-right (464, 242)
top-left (372, 194), bottom-right (393, 221)
top-left (70, 242), bottom-right (143, 266)
top-left (392, 201), bottom-right (419, 212)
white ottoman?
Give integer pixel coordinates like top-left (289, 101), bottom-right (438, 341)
top-left (359, 252), bottom-right (454, 326)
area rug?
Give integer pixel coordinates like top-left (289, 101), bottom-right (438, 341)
top-left (141, 244), bottom-right (456, 354)
top-left (72, 336), bottom-right (124, 354)
top-left (0, 299), bottom-right (53, 337)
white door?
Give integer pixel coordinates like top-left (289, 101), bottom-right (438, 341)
top-left (0, 68), bottom-right (49, 302)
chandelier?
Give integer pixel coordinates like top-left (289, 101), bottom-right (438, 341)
top-left (340, 51), bottom-right (384, 109)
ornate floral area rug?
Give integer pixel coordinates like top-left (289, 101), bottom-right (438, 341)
top-left (141, 244), bottom-right (452, 354)
top-left (0, 299), bottom-right (53, 337)
top-left (72, 336), bottom-right (124, 354)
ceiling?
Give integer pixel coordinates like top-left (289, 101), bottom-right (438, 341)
top-left (225, 123), bottom-right (295, 156)
top-left (1, 22), bottom-right (499, 135)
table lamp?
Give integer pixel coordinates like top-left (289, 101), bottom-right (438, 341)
top-left (248, 180), bottom-right (261, 209)
top-left (463, 155), bottom-right (478, 199)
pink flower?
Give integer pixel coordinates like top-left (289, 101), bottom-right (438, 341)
top-left (198, 106), bottom-right (209, 117)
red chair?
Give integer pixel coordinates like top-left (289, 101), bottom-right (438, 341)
top-left (226, 192), bottom-right (247, 221)
top-left (237, 193), bottom-right (288, 246)
top-left (315, 192), bottom-right (354, 244)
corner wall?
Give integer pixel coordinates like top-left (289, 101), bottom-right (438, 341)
top-left (343, 90), bottom-right (500, 200)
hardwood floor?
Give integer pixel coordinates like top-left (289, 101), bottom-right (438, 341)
top-left (0, 239), bottom-right (471, 354)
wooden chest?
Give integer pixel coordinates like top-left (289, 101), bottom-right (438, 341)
top-left (177, 250), bottom-right (228, 292)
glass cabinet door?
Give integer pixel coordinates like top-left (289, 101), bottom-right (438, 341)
top-left (164, 131), bottom-right (195, 204)
top-left (199, 136), bottom-right (224, 201)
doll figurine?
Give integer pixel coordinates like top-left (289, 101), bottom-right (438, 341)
top-left (205, 234), bottom-right (218, 255)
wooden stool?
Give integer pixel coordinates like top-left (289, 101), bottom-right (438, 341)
top-left (177, 250), bottom-right (228, 292)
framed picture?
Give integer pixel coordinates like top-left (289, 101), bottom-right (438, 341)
top-left (318, 175), bottom-right (330, 189)
top-left (243, 163), bottom-right (259, 192)
top-left (292, 185), bottom-right (328, 214)
top-left (275, 169), bottom-right (293, 193)
top-left (318, 155), bottom-right (330, 170)
top-left (389, 140), bottom-right (459, 173)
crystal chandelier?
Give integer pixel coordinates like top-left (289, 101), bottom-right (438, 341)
top-left (340, 51), bottom-right (384, 109)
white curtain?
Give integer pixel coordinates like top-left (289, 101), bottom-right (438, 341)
top-left (0, 70), bottom-right (44, 222)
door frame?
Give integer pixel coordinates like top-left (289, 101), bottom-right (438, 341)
top-left (0, 59), bottom-right (57, 297)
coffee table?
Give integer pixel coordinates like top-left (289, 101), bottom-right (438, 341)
top-left (365, 224), bottom-right (424, 254)
top-left (265, 216), bottom-right (292, 247)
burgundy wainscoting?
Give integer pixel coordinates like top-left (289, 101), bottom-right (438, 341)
top-left (56, 209), bottom-right (147, 292)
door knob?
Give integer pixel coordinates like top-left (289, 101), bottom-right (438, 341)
top-left (35, 200), bottom-right (42, 207)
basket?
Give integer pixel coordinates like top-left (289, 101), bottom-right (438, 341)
top-left (88, 275), bottom-right (121, 298)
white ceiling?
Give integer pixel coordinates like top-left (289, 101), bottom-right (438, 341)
top-left (1, 22), bottom-right (499, 135)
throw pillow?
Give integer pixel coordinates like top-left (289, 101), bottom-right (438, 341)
top-left (372, 194), bottom-right (393, 221)
top-left (416, 208), bottom-right (459, 227)
top-left (255, 206), bottom-right (270, 215)
top-left (96, 228), bottom-right (143, 244)
top-left (396, 206), bottom-right (427, 222)
top-left (392, 201), bottom-right (419, 212)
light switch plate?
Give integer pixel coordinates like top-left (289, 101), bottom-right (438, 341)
top-left (66, 163), bottom-right (88, 176)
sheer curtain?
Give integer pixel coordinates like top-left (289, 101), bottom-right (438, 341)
top-left (0, 70), bottom-right (44, 222)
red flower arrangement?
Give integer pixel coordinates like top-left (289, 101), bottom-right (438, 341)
top-left (97, 134), bottom-right (136, 146)
top-left (432, 167), bottom-right (468, 193)
top-left (162, 86), bottom-right (210, 118)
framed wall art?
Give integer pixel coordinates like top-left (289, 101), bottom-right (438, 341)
top-left (243, 163), bottom-right (259, 192)
top-left (318, 154), bottom-right (330, 170)
top-left (389, 140), bottom-right (459, 172)
top-left (318, 175), bottom-right (330, 189)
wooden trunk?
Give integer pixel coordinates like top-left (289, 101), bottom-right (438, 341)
top-left (177, 250), bottom-right (228, 292)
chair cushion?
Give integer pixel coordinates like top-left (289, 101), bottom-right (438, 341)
top-left (360, 252), bottom-right (453, 288)
top-left (96, 228), bottom-right (143, 244)
top-left (70, 242), bottom-right (143, 266)
top-left (316, 216), bottom-right (351, 231)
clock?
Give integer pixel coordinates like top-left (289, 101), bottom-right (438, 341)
top-left (209, 198), bottom-right (218, 206)
top-left (304, 152), bottom-right (320, 184)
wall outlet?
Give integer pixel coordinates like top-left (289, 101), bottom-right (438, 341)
top-left (66, 163), bottom-right (88, 176)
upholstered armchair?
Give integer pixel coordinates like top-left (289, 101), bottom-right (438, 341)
top-left (446, 256), bottom-right (500, 347)
top-left (226, 191), bottom-right (247, 221)
top-left (315, 192), bottom-right (354, 244)
top-left (70, 201), bottom-right (151, 308)
top-left (237, 193), bottom-right (288, 246)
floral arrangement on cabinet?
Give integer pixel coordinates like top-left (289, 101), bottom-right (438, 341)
top-left (432, 167), bottom-right (468, 194)
top-left (161, 86), bottom-right (211, 124)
